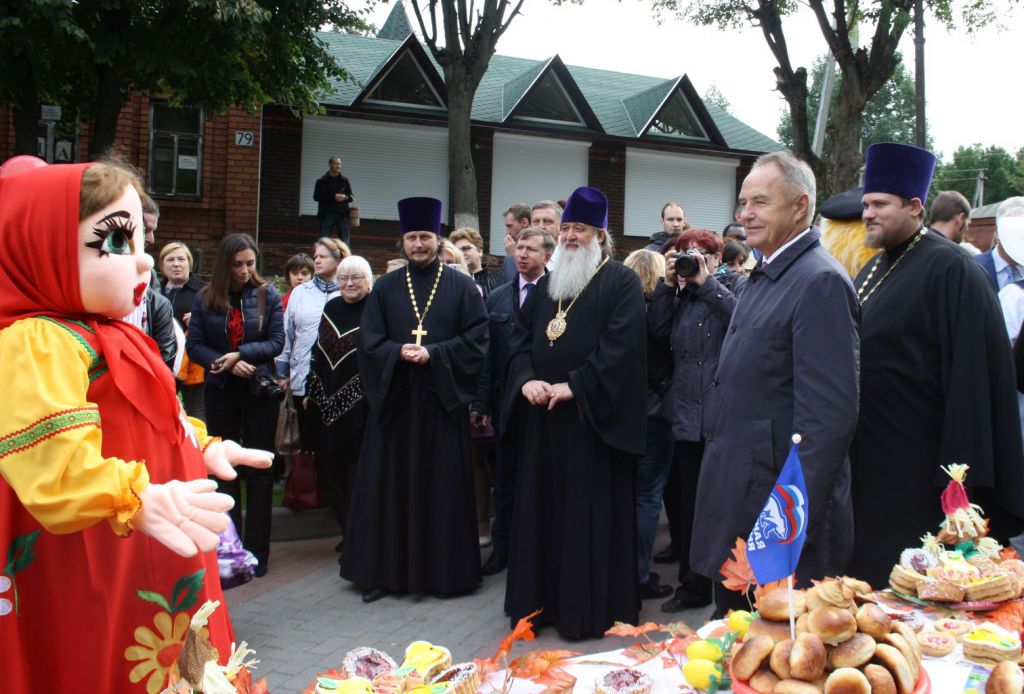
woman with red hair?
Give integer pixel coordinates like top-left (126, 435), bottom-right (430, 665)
top-left (649, 227), bottom-right (746, 612)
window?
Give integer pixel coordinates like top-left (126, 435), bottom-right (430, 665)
top-left (365, 52), bottom-right (444, 109)
top-left (148, 104), bottom-right (203, 198)
top-left (648, 91), bottom-right (708, 140)
top-left (514, 72), bottom-right (584, 125)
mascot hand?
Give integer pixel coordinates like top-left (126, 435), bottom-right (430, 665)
top-left (135, 479), bottom-right (234, 557)
top-left (203, 440), bottom-right (274, 481)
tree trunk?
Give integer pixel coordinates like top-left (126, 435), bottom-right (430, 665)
top-left (825, 79), bottom-right (868, 194)
top-left (12, 81), bottom-right (40, 156)
top-left (88, 63), bottom-right (125, 160)
top-left (446, 67), bottom-right (479, 231)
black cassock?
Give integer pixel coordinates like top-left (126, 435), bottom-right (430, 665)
top-left (850, 230), bottom-right (1024, 586)
top-left (503, 259), bottom-right (647, 638)
top-left (339, 258), bottom-right (488, 595)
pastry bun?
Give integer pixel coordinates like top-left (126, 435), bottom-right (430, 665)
top-left (824, 668), bottom-right (872, 694)
top-left (829, 633), bottom-right (877, 669)
top-left (808, 607), bottom-right (858, 646)
top-left (872, 643), bottom-right (916, 694)
top-left (856, 604), bottom-right (892, 640)
top-left (751, 617), bottom-right (798, 644)
top-left (734, 636), bottom-right (777, 681)
top-left (771, 640), bottom-right (794, 680)
top-left (985, 661), bottom-right (1024, 694)
top-left (776, 679), bottom-right (824, 694)
top-left (758, 588), bottom-right (808, 621)
top-left (862, 664), bottom-right (898, 694)
top-left (751, 668), bottom-right (782, 694)
top-left (790, 633), bottom-right (827, 682)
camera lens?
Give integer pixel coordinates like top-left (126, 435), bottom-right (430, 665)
top-left (675, 253), bottom-right (699, 278)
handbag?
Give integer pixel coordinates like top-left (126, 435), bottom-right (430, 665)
top-left (282, 450), bottom-right (327, 510)
top-left (275, 390), bottom-right (301, 456)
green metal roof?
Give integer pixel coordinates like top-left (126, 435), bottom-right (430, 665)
top-left (378, 1), bottom-right (413, 40)
top-left (317, 30), bottom-right (781, 154)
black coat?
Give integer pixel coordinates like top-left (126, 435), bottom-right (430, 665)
top-left (160, 274), bottom-right (207, 327)
top-left (313, 172), bottom-right (353, 219)
top-left (473, 279), bottom-right (518, 415)
top-left (185, 283), bottom-right (285, 389)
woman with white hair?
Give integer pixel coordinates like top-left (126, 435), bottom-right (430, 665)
top-left (307, 254), bottom-right (373, 549)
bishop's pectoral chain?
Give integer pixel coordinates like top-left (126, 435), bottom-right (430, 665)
top-left (546, 256), bottom-right (609, 346)
top-left (406, 262), bottom-right (444, 347)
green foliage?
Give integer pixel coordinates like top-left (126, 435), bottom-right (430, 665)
top-left (777, 55), bottom-right (925, 152)
top-left (931, 144), bottom-right (1024, 206)
top-left (703, 84), bottom-right (732, 115)
top-left (0, 0), bottom-right (370, 145)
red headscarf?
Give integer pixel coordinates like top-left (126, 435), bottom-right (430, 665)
top-left (0, 162), bottom-right (182, 443)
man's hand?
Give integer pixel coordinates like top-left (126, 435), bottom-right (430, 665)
top-left (334, 192), bottom-right (346, 203)
top-left (210, 352), bottom-right (240, 375)
top-left (399, 344), bottom-right (430, 364)
top-left (504, 231), bottom-right (517, 255)
top-left (522, 379), bottom-right (552, 406)
top-left (547, 382), bottom-right (574, 410)
top-left (470, 411), bottom-right (489, 430)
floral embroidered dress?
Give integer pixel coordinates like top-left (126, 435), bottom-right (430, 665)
top-left (0, 163), bottom-right (233, 693)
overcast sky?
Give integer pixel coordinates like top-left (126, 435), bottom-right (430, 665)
top-left (355, 0), bottom-right (1023, 161)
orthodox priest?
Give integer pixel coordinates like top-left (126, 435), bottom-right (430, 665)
top-left (850, 142), bottom-right (1024, 586)
top-left (503, 186), bottom-right (647, 638)
top-left (339, 197), bottom-right (489, 602)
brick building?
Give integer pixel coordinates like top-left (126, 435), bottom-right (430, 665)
top-left (1, 3), bottom-right (779, 277)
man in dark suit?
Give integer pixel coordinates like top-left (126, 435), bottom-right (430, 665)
top-left (689, 152), bottom-right (860, 617)
top-left (474, 226), bottom-right (554, 575)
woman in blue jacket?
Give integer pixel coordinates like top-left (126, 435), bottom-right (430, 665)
top-left (187, 233), bottom-right (285, 576)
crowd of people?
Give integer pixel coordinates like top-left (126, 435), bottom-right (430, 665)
top-left (76, 145), bottom-right (1024, 641)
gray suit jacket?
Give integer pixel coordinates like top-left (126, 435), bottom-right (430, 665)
top-left (689, 228), bottom-right (861, 581)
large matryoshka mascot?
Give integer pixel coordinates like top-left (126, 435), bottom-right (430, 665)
top-left (818, 185), bottom-right (876, 279)
top-left (0, 157), bottom-right (272, 692)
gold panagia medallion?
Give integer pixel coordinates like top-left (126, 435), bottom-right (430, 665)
top-left (546, 312), bottom-right (567, 342)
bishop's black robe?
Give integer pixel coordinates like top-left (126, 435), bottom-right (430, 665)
top-left (850, 230), bottom-right (1024, 586)
top-left (502, 258), bottom-right (647, 638)
top-left (339, 258), bottom-right (489, 595)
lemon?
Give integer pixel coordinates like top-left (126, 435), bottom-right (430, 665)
top-left (683, 658), bottom-right (723, 690)
top-left (728, 610), bottom-right (754, 637)
top-left (686, 640), bottom-right (724, 662)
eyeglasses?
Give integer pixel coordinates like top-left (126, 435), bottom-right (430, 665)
top-left (337, 275), bottom-right (366, 284)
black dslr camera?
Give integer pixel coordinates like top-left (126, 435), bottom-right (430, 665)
top-left (674, 251), bottom-right (700, 278)
top-left (249, 374), bottom-right (286, 401)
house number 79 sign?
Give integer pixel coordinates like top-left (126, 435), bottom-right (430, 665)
top-left (234, 131), bottom-right (255, 147)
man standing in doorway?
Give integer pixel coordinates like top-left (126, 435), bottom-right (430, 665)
top-left (313, 156), bottom-right (355, 246)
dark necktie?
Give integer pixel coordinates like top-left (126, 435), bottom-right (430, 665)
top-left (521, 282), bottom-right (535, 308)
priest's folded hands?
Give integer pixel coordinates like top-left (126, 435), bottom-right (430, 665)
top-left (399, 343), bottom-right (430, 364)
top-left (522, 379), bottom-right (574, 409)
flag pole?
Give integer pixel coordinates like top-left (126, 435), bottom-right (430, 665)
top-left (788, 433), bottom-right (801, 641)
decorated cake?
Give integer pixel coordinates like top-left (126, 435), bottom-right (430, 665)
top-left (429, 663), bottom-right (480, 694)
top-left (888, 465), bottom-right (1023, 605)
top-left (595, 667), bottom-right (654, 694)
top-left (342, 647), bottom-right (397, 681)
top-left (400, 641), bottom-right (453, 686)
top-left (962, 622), bottom-right (1022, 667)
top-left (314, 675), bottom-right (375, 693)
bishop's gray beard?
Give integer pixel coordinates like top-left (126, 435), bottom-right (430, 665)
top-left (547, 239), bottom-right (602, 300)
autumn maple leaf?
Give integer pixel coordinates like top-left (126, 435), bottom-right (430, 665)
top-left (621, 641), bottom-right (663, 664)
top-left (720, 538), bottom-right (757, 594)
top-left (536, 666), bottom-right (576, 693)
top-left (986, 601), bottom-right (1024, 638)
top-left (1001, 546), bottom-right (1021, 562)
top-left (605, 621), bottom-right (661, 638)
top-left (511, 649), bottom-right (580, 681)
top-left (492, 608), bottom-right (541, 662)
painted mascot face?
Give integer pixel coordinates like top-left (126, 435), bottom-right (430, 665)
top-left (77, 184), bottom-right (154, 318)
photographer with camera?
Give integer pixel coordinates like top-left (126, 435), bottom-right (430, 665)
top-left (648, 228), bottom-right (745, 612)
top-left (187, 233), bottom-right (285, 577)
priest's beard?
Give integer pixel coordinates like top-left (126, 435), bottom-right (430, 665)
top-left (547, 238), bottom-right (602, 300)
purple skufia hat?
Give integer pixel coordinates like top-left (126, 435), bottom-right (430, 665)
top-left (863, 142), bottom-right (937, 204)
top-left (397, 196), bottom-right (443, 234)
top-left (562, 186), bottom-right (609, 229)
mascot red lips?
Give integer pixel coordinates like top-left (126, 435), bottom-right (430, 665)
top-left (133, 282), bottom-right (147, 306)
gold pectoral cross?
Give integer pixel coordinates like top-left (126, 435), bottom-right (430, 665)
top-left (411, 325), bottom-right (428, 346)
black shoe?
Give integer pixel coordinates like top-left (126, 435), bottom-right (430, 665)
top-left (362, 588), bottom-right (389, 603)
top-left (640, 572), bottom-right (673, 600)
top-left (661, 575), bottom-right (712, 611)
top-left (481, 550), bottom-right (508, 576)
top-left (335, 539), bottom-right (344, 553)
top-left (653, 546), bottom-right (680, 564)
top-left (253, 560), bottom-right (268, 578)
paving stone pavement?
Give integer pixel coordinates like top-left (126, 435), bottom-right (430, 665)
top-left (225, 535), bottom-right (716, 693)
